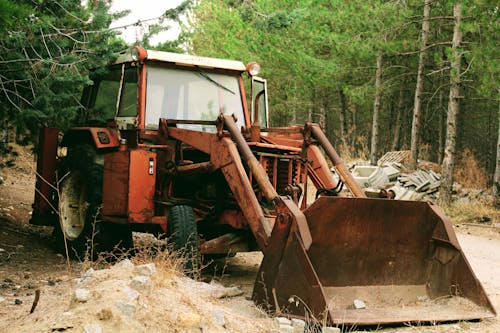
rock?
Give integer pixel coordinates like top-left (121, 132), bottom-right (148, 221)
top-left (123, 286), bottom-right (140, 302)
top-left (83, 322), bottom-right (103, 333)
top-left (279, 324), bottom-right (294, 333)
top-left (74, 288), bottom-right (91, 303)
top-left (211, 286), bottom-right (244, 299)
top-left (134, 263), bottom-right (156, 276)
top-left (353, 299), bottom-right (366, 309)
top-left (322, 327), bottom-right (341, 333)
top-left (14, 299), bottom-right (22, 305)
top-left (177, 312), bottom-right (201, 329)
top-left (115, 301), bottom-right (135, 317)
top-left (276, 317), bottom-right (292, 326)
top-left (115, 259), bottom-right (134, 270)
top-left (0, 248), bottom-right (5, 252)
top-left (97, 308), bottom-right (113, 321)
top-left (0, 296), bottom-right (5, 303)
top-left (417, 295), bottom-right (430, 302)
top-left (211, 309), bottom-right (225, 327)
top-left (83, 268), bottom-right (94, 279)
top-left (130, 275), bottom-right (151, 295)
top-left (51, 324), bottom-right (74, 331)
top-left (291, 318), bottom-right (306, 333)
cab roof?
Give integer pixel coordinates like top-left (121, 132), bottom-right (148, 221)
top-left (114, 49), bottom-right (246, 72)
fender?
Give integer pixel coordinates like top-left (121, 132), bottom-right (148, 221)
top-left (31, 127), bottom-right (59, 226)
top-left (61, 127), bottom-right (120, 149)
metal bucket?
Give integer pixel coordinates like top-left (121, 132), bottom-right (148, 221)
top-left (253, 197), bottom-right (496, 326)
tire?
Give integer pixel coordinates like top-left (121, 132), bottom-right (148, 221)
top-left (56, 144), bottom-right (133, 259)
top-left (167, 205), bottom-right (200, 275)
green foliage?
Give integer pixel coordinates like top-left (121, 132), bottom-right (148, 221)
top-left (188, 0), bottom-right (499, 174)
top-left (144, 0), bottom-right (192, 52)
top-left (0, 0), bottom-right (126, 144)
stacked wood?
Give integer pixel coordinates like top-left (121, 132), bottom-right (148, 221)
top-left (398, 169), bottom-right (441, 194)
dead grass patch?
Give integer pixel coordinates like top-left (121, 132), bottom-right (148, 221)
top-left (338, 135), bottom-right (369, 163)
top-left (454, 148), bottom-right (489, 189)
top-left (444, 198), bottom-right (499, 225)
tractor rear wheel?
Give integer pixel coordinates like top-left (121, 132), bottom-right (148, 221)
top-left (56, 144), bottom-right (133, 259)
top-left (167, 205), bottom-right (200, 275)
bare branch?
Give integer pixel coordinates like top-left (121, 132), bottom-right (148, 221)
top-left (398, 41), bottom-right (453, 56)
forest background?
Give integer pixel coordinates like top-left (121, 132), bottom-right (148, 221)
top-left (0, 0), bottom-right (498, 206)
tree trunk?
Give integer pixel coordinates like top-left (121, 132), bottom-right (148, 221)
top-left (349, 98), bottom-right (357, 146)
top-left (438, 84), bottom-right (445, 164)
top-left (409, 0), bottom-right (431, 169)
top-left (494, 92), bottom-right (500, 208)
top-left (391, 87), bottom-right (405, 151)
top-left (338, 89), bottom-right (348, 148)
top-left (370, 55), bottom-right (383, 165)
top-left (440, 2), bottom-right (462, 206)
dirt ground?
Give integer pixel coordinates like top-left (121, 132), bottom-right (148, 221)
top-left (0, 145), bottom-right (499, 332)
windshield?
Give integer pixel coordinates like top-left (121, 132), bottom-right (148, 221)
top-left (81, 66), bottom-right (138, 123)
top-left (145, 65), bottom-right (245, 130)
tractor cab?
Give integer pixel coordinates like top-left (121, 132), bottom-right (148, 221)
top-left (79, 47), bottom-right (269, 134)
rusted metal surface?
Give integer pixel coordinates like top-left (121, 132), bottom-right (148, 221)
top-left (218, 139), bottom-right (273, 249)
top-left (31, 127), bottom-right (59, 226)
top-left (137, 62), bottom-right (147, 130)
top-left (176, 161), bottom-right (214, 177)
top-left (255, 196), bottom-right (495, 325)
top-left (102, 150), bottom-right (156, 223)
top-left (308, 197), bottom-right (493, 324)
top-left (253, 204), bottom-right (328, 322)
top-left (216, 209), bottom-right (248, 230)
top-left (167, 125), bottom-right (272, 250)
top-left (60, 127), bottom-right (119, 150)
top-left (224, 115), bottom-right (279, 203)
top-left (247, 142), bottom-right (302, 153)
top-left (65, 128), bottom-right (120, 149)
top-left (308, 123), bottom-right (366, 198)
top-left (306, 144), bottom-right (337, 190)
top-left (103, 151), bottom-right (129, 216)
top-left (199, 233), bottom-right (249, 254)
top-left (128, 150), bottom-right (156, 223)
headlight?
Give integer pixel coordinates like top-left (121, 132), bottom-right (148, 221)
top-left (246, 62), bottom-right (261, 76)
top-left (131, 46), bottom-right (147, 62)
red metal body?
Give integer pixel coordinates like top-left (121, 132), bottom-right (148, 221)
top-left (31, 127), bottom-right (59, 225)
top-left (102, 150), bottom-right (156, 223)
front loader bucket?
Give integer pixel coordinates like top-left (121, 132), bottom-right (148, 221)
top-left (253, 197), bottom-right (495, 326)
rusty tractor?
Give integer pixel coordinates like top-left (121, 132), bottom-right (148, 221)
top-left (31, 47), bottom-right (495, 325)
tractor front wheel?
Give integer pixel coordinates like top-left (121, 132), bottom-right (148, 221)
top-left (56, 144), bottom-right (132, 259)
top-left (167, 205), bottom-right (200, 275)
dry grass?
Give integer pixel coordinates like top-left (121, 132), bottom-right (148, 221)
top-left (444, 197), bottom-right (499, 225)
top-left (338, 135), bottom-right (369, 163)
top-left (418, 144), bottom-right (432, 161)
top-left (454, 148), bottom-right (489, 189)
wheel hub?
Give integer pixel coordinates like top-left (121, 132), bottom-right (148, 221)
top-left (59, 171), bottom-right (88, 240)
